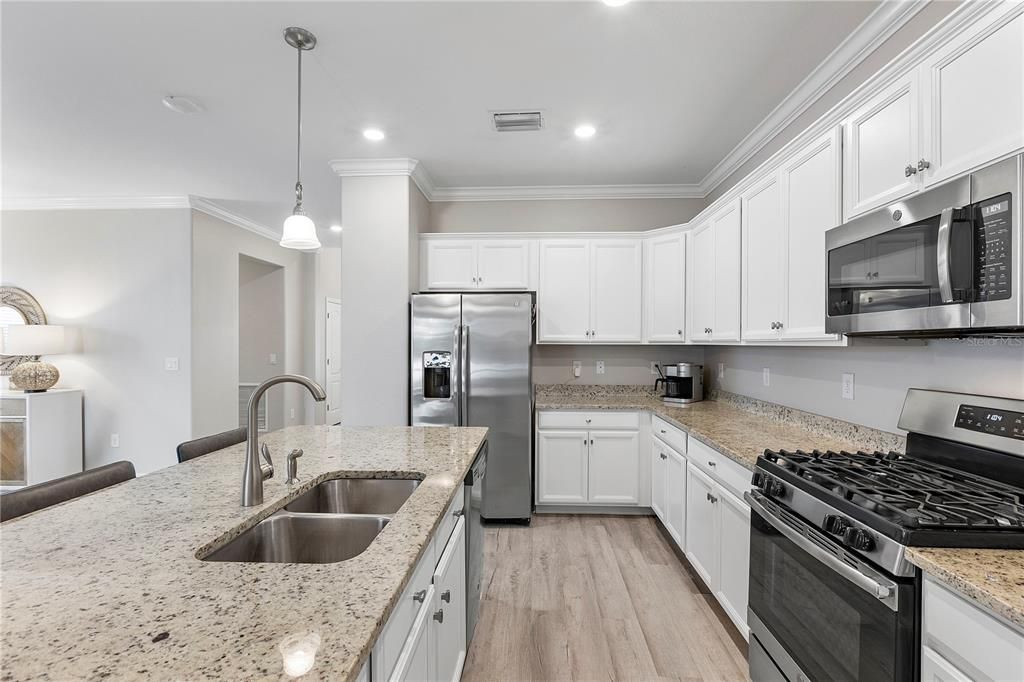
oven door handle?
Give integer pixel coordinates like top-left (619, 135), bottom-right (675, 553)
top-left (745, 491), bottom-right (898, 611)
top-left (937, 206), bottom-right (954, 303)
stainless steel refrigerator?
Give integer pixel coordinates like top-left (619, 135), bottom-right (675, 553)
top-left (410, 292), bottom-right (534, 521)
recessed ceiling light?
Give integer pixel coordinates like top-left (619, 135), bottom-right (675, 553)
top-left (574, 124), bottom-right (597, 139)
top-left (602, 0), bottom-right (630, 6)
top-left (330, 224), bottom-right (343, 233)
top-left (161, 95), bottom-right (204, 114)
top-left (363, 128), bottom-right (386, 141)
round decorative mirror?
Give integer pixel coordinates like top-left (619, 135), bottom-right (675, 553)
top-left (0, 287), bottom-right (47, 375)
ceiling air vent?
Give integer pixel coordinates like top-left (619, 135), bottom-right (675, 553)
top-left (493, 111), bottom-right (543, 132)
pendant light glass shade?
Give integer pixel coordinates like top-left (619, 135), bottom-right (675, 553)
top-left (280, 212), bottom-right (320, 250)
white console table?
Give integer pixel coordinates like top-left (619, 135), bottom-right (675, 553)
top-left (0, 388), bottom-right (83, 490)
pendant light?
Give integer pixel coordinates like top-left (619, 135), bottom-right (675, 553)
top-left (280, 27), bottom-right (320, 251)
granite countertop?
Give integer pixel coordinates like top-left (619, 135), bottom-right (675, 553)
top-left (0, 425), bottom-right (488, 681)
top-left (907, 547), bottom-right (1024, 630)
top-left (534, 391), bottom-right (892, 470)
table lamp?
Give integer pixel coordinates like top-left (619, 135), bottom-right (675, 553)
top-left (5, 325), bottom-right (66, 392)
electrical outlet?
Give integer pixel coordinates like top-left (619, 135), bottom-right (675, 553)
top-left (110, 433), bottom-right (120, 448)
top-left (762, 367), bottom-right (770, 387)
top-left (650, 362), bottom-right (658, 376)
top-left (842, 373), bottom-right (855, 400)
top-left (718, 362), bottom-right (725, 380)
top-left (596, 360), bottom-right (605, 375)
top-left (290, 408), bottom-right (296, 420)
top-left (572, 361), bottom-right (582, 378)
top-left (269, 353), bottom-right (278, 365)
top-left (164, 357), bottom-right (179, 371)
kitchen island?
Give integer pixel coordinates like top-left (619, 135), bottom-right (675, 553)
top-left (0, 425), bottom-right (487, 681)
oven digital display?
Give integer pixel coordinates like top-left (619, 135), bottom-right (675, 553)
top-left (956, 404), bottom-right (1024, 441)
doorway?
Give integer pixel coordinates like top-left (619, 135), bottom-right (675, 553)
top-left (238, 255), bottom-right (285, 432)
top-left (325, 298), bottom-right (342, 425)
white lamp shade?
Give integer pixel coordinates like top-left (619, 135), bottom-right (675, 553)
top-left (280, 213), bottom-right (321, 251)
top-left (4, 324), bottom-right (66, 356)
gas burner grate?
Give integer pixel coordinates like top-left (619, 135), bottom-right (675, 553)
top-left (763, 449), bottom-right (1024, 530)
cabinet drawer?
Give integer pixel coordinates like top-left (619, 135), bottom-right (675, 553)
top-left (687, 437), bottom-right (752, 500)
top-left (537, 410), bottom-right (640, 430)
top-left (923, 576), bottom-right (1024, 681)
top-left (373, 542), bottom-right (438, 682)
top-left (432, 486), bottom-right (465, 559)
top-left (652, 415), bottom-right (686, 454)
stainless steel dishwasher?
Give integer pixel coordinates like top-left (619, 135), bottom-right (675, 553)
top-left (465, 443), bottom-right (487, 645)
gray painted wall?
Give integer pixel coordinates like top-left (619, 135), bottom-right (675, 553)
top-left (238, 255), bottom-right (285, 431)
top-left (534, 344), bottom-right (704, 386)
top-left (1, 208), bottom-right (192, 474)
top-left (706, 340), bottom-right (1024, 434)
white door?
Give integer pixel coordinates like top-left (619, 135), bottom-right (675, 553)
top-left (781, 127), bottom-right (842, 341)
top-left (664, 448), bottom-right (686, 547)
top-left (650, 444), bottom-right (667, 521)
top-left (590, 240), bottom-right (643, 343)
top-left (716, 487), bottom-right (751, 640)
top-left (843, 73), bottom-right (920, 219)
top-left (538, 241), bottom-right (591, 343)
top-left (392, 586), bottom-right (435, 682)
top-left (476, 240), bottom-right (530, 290)
top-left (325, 299), bottom-right (342, 425)
top-left (920, 6), bottom-right (1024, 188)
top-left (741, 174), bottom-right (784, 341)
top-left (645, 232), bottom-right (686, 343)
top-left (712, 199), bottom-right (742, 342)
top-left (688, 220), bottom-right (716, 341)
top-left (588, 430), bottom-right (640, 504)
top-left (433, 519), bottom-right (467, 682)
top-left (424, 240), bottom-right (478, 290)
top-left (684, 463), bottom-right (718, 590)
top-left (536, 430), bottom-right (589, 504)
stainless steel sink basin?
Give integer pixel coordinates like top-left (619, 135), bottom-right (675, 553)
top-left (201, 512), bottom-right (389, 564)
top-left (284, 478), bottom-right (420, 515)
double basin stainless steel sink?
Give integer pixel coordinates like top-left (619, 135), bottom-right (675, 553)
top-left (202, 478), bottom-right (420, 564)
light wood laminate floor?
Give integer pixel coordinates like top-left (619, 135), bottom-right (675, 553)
top-left (462, 514), bottom-right (750, 682)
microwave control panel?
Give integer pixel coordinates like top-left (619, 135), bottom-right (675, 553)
top-left (956, 404), bottom-right (1024, 441)
top-left (976, 193), bottom-right (1012, 301)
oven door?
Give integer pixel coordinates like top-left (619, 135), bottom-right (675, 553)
top-left (746, 492), bottom-right (917, 682)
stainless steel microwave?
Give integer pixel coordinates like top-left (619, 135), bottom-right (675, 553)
top-left (825, 154), bottom-right (1022, 337)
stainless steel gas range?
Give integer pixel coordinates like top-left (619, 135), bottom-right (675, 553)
top-left (746, 389), bottom-right (1024, 682)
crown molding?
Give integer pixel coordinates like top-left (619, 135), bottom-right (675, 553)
top-left (696, 0), bottom-right (929, 196)
top-left (329, 157), bottom-right (437, 201)
top-left (1, 195), bottom-right (190, 211)
top-left (429, 183), bottom-right (704, 202)
top-left (187, 196), bottom-right (279, 242)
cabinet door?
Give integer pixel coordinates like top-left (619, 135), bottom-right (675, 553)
top-left (392, 585), bottom-right (435, 682)
top-left (712, 199), bottom-right (742, 342)
top-left (716, 487), bottom-right (751, 640)
top-left (684, 463), bottom-right (717, 590)
top-left (590, 240), bottom-right (643, 343)
top-left (843, 73), bottom-right (920, 219)
top-left (588, 430), bottom-right (640, 505)
top-left (538, 241), bottom-right (591, 343)
top-left (650, 443), bottom-right (667, 521)
top-left (536, 430), bottom-right (589, 504)
top-left (665, 448), bottom-right (686, 547)
top-left (781, 127), bottom-right (842, 340)
top-left (920, 6), bottom-right (1024, 188)
top-left (433, 519), bottom-right (467, 682)
top-left (920, 646), bottom-right (972, 682)
top-left (741, 174), bottom-right (784, 341)
top-left (424, 240), bottom-right (478, 290)
top-left (645, 232), bottom-right (686, 343)
top-left (688, 219), bottom-right (716, 341)
top-left (476, 240), bottom-right (530, 290)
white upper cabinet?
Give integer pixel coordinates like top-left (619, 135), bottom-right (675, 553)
top-left (843, 73), bottom-right (920, 219)
top-left (741, 173), bottom-right (785, 341)
top-left (538, 238), bottom-right (642, 344)
top-left (688, 219), bottom-right (716, 342)
top-left (644, 231), bottom-right (687, 343)
top-left (421, 238), bottom-right (530, 290)
top-left (920, 5), bottom-right (1024, 187)
top-left (538, 240), bottom-right (591, 343)
top-left (712, 199), bottom-right (742, 342)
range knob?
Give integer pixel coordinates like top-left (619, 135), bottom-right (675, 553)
top-left (766, 479), bottom-right (786, 498)
top-left (751, 472), bottom-right (765, 488)
top-left (843, 527), bottom-right (875, 552)
top-left (822, 514), bottom-right (849, 536)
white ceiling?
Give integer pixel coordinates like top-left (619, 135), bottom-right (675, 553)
top-left (2, 1), bottom-right (879, 236)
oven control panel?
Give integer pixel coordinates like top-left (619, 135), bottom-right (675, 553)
top-left (956, 404), bottom-right (1024, 441)
top-left (975, 193), bottom-right (1012, 301)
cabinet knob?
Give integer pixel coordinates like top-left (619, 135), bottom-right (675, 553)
top-left (433, 609), bottom-right (444, 623)
top-left (441, 589), bottom-right (451, 603)
top-left (585, 418), bottom-right (592, 424)
top-left (710, 495), bottom-right (718, 504)
top-left (659, 429), bottom-right (666, 434)
top-left (660, 453), bottom-right (667, 460)
top-left (706, 492), bottom-right (712, 501)
top-left (453, 508), bottom-right (464, 518)
top-left (413, 589), bottom-right (427, 603)
top-left (708, 460), bottom-right (716, 468)
top-left (917, 159), bottom-right (930, 171)
top-left (677, 329), bottom-right (683, 336)
top-left (904, 164), bottom-right (918, 177)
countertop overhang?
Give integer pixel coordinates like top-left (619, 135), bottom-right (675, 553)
top-left (0, 425), bottom-right (488, 681)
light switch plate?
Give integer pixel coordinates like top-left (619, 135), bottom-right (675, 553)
top-left (842, 373), bottom-right (855, 400)
top-left (650, 362), bottom-right (658, 376)
top-left (596, 360), bottom-right (605, 375)
top-left (110, 433), bottom-right (120, 448)
top-left (164, 357), bottom-right (179, 371)
top-left (572, 361), bottom-right (582, 378)
top-left (269, 353), bottom-right (278, 366)
top-left (718, 363), bottom-right (725, 380)
top-left (762, 367), bottom-right (770, 387)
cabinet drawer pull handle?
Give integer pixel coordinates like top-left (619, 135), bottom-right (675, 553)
top-left (659, 429), bottom-right (666, 434)
top-left (585, 418), bottom-right (592, 424)
top-left (453, 508), bottom-right (464, 518)
top-left (433, 609), bottom-right (444, 623)
top-left (413, 590), bottom-right (427, 603)
top-left (441, 590), bottom-right (451, 603)
top-left (707, 461), bottom-right (716, 468)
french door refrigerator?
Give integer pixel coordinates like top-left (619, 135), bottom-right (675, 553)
top-left (411, 292), bottom-right (534, 521)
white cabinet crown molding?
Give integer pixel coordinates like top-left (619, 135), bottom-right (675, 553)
top-left (329, 157), bottom-right (436, 200)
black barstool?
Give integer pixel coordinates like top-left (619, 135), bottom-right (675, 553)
top-left (0, 460), bottom-right (136, 522)
top-left (176, 427), bottom-right (247, 463)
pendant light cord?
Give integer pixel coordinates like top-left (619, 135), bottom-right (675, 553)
top-left (294, 43), bottom-right (303, 210)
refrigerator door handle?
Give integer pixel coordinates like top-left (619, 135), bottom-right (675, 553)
top-left (453, 324), bottom-right (463, 424)
top-left (460, 325), bottom-right (470, 425)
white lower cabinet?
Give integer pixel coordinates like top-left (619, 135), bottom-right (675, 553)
top-left (390, 584), bottom-right (435, 682)
top-left (588, 431), bottom-right (640, 505)
top-left (650, 445), bottom-right (667, 520)
top-left (684, 463), bottom-right (718, 588)
top-left (664, 446), bottom-right (686, 545)
top-left (536, 430), bottom-right (590, 504)
top-left (432, 518), bottom-right (467, 682)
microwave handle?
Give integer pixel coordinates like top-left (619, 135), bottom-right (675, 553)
top-left (937, 207), bottom-right (954, 303)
